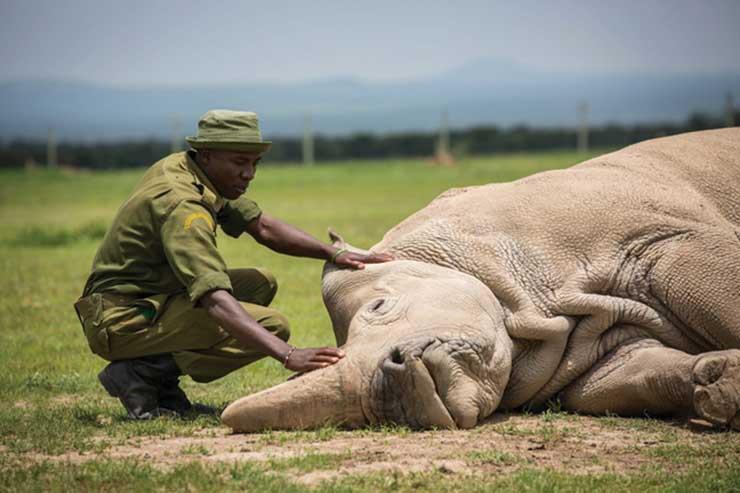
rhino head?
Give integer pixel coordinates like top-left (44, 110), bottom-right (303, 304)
top-left (221, 239), bottom-right (513, 432)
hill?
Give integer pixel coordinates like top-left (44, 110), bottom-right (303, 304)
top-left (1, 57), bottom-right (738, 139)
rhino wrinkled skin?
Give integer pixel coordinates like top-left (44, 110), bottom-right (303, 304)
top-left (222, 128), bottom-right (740, 432)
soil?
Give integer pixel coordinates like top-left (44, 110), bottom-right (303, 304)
top-left (22, 413), bottom-right (733, 485)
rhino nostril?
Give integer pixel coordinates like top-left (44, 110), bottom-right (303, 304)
top-left (390, 348), bottom-right (405, 364)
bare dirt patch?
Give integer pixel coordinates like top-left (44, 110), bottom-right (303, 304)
top-left (49, 394), bottom-right (83, 406)
top-left (23, 413), bottom-right (736, 484)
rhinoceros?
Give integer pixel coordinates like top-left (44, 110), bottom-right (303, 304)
top-left (222, 128), bottom-right (740, 432)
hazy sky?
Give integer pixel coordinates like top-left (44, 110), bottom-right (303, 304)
top-left (1, 0), bottom-right (739, 86)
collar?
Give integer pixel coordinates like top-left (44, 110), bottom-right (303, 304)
top-left (185, 150), bottom-right (225, 211)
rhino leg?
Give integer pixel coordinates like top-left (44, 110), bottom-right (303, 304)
top-left (692, 350), bottom-right (740, 429)
top-left (650, 229), bottom-right (740, 350)
top-left (559, 339), bottom-right (740, 429)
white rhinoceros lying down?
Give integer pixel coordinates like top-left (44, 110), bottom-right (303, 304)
top-left (223, 128), bottom-right (740, 432)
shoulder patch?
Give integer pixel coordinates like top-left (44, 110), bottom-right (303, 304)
top-left (184, 212), bottom-right (215, 231)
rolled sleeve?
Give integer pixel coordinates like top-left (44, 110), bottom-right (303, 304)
top-left (161, 200), bottom-right (233, 303)
top-left (218, 196), bottom-right (262, 238)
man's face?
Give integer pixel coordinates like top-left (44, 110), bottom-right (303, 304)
top-left (199, 149), bottom-right (263, 200)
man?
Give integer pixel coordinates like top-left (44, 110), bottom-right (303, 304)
top-left (74, 109), bottom-right (391, 419)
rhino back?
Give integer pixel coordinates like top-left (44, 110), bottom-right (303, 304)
top-left (375, 128), bottom-right (740, 274)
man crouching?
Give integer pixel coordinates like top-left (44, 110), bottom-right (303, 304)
top-left (74, 109), bottom-right (391, 419)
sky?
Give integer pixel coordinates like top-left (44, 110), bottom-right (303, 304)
top-left (1, 0), bottom-right (739, 87)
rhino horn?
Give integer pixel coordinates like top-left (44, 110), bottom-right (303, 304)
top-left (221, 359), bottom-right (365, 432)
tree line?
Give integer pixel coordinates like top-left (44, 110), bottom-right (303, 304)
top-left (0, 111), bottom-right (735, 170)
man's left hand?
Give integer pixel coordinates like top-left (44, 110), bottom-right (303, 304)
top-left (333, 250), bottom-right (393, 270)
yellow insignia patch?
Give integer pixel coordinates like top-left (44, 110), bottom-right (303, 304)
top-left (184, 212), bottom-right (214, 231)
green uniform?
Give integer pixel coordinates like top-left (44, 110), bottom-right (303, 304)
top-left (74, 151), bottom-right (289, 382)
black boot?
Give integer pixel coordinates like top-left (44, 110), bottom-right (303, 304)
top-left (99, 354), bottom-right (213, 419)
top-left (142, 354), bottom-right (218, 416)
top-left (143, 355), bottom-right (193, 416)
top-left (98, 360), bottom-right (161, 420)
top-left (118, 354), bottom-right (193, 416)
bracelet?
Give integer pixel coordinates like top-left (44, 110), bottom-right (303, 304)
top-left (282, 346), bottom-right (296, 368)
top-left (331, 248), bottom-right (348, 264)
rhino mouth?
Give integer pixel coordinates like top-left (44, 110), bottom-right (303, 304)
top-left (367, 337), bottom-right (490, 429)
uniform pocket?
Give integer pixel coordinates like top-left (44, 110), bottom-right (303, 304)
top-left (74, 294), bottom-right (111, 358)
top-left (102, 304), bottom-right (148, 335)
top-left (137, 294), bottom-right (168, 323)
top-left (101, 294), bottom-right (169, 359)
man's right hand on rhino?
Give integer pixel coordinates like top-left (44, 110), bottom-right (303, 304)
top-left (332, 250), bottom-right (394, 270)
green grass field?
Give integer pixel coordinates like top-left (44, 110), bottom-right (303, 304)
top-left (2, 150), bottom-right (739, 492)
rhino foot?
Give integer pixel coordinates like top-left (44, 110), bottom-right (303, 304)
top-left (692, 350), bottom-right (740, 430)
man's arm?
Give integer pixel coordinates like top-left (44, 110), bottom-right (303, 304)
top-left (199, 289), bottom-right (344, 372)
top-left (161, 201), bottom-right (344, 372)
top-left (246, 212), bottom-right (392, 269)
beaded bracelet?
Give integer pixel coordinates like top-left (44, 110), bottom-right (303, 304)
top-left (330, 248), bottom-right (348, 263)
top-left (282, 346), bottom-right (296, 368)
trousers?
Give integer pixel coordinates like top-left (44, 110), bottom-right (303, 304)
top-left (74, 268), bottom-right (290, 382)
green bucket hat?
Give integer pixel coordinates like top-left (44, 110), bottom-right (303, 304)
top-left (186, 109), bottom-right (272, 153)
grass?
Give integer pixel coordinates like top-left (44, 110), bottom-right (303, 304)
top-left (466, 449), bottom-right (523, 466)
top-left (0, 459), bottom-right (303, 493)
top-left (180, 443), bottom-right (214, 456)
top-left (5, 459), bottom-right (739, 493)
top-left (3, 221), bottom-right (108, 247)
top-left (268, 451), bottom-right (351, 472)
top-left (320, 466), bottom-right (740, 492)
top-left (3, 149), bottom-right (738, 491)
top-left (258, 424), bottom-right (341, 446)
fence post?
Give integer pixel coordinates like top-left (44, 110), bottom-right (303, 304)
top-left (577, 101), bottom-right (589, 153)
top-left (170, 114), bottom-right (183, 153)
top-left (303, 113), bottom-right (314, 166)
top-left (46, 128), bottom-right (57, 168)
top-left (726, 93), bottom-right (735, 127)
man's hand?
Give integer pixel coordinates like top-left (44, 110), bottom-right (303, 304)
top-left (284, 347), bottom-right (345, 372)
top-left (201, 290), bottom-right (346, 372)
top-left (332, 250), bottom-right (393, 270)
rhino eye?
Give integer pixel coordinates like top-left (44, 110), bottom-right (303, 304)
top-left (370, 299), bottom-right (385, 311)
top-left (362, 297), bottom-right (399, 321)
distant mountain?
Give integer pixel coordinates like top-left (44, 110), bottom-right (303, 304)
top-left (1, 57), bottom-right (738, 140)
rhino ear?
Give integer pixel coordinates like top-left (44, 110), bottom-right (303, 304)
top-left (327, 229), bottom-right (370, 255)
top-left (328, 228), bottom-right (346, 248)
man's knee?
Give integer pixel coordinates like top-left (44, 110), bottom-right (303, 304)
top-left (256, 268), bottom-right (278, 301)
top-left (177, 309), bottom-right (291, 382)
top-left (260, 311), bottom-right (291, 342)
top-left (229, 267), bottom-right (278, 306)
